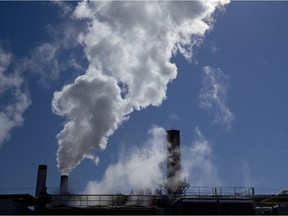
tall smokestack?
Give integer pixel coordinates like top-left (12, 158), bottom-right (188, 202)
top-left (165, 130), bottom-right (189, 197)
top-left (60, 175), bottom-right (69, 194)
top-left (35, 165), bottom-right (47, 197)
top-left (166, 130), bottom-right (182, 195)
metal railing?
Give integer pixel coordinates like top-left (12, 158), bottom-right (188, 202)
top-left (183, 186), bottom-right (255, 198)
top-left (50, 194), bottom-right (159, 208)
top-left (49, 186), bottom-right (255, 208)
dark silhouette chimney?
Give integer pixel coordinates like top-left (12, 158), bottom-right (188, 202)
top-left (60, 175), bottom-right (69, 194)
top-left (166, 129), bottom-right (182, 195)
top-left (35, 165), bottom-right (47, 197)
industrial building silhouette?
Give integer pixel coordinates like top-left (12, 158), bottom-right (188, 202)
top-left (1, 130), bottom-right (288, 215)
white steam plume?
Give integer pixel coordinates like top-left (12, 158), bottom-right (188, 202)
top-left (52, 1), bottom-right (230, 175)
top-left (182, 127), bottom-right (220, 186)
top-left (85, 126), bottom-right (166, 194)
top-left (199, 66), bottom-right (234, 129)
top-left (0, 44), bottom-right (31, 147)
top-left (241, 161), bottom-right (254, 187)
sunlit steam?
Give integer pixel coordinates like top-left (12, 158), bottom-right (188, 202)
top-left (52, 1), bottom-right (229, 175)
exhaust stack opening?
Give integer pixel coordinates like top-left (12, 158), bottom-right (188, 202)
top-left (60, 175), bottom-right (69, 195)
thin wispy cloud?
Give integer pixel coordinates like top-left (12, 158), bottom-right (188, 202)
top-left (24, 22), bottom-right (85, 87)
top-left (199, 66), bottom-right (234, 129)
top-left (240, 161), bottom-right (255, 188)
top-left (0, 44), bottom-right (31, 148)
top-left (169, 113), bottom-right (180, 122)
top-left (182, 126), bottom-right (221, 186)
top-left (209, 41), bottom-right (220, 54)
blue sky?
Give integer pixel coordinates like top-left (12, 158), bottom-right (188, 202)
top-left (0, 1), bottom-right (288, 195)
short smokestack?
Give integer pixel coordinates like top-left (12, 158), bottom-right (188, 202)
top-left (60, 175), bottom-right (69, 194)
top-left (35, 165), bottom-right (47, 197)
top-left (166, 129), bottom-right (182, 195)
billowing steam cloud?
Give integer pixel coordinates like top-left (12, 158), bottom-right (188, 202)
top-left (86, 126), bottom-right (221, 193)
top-left (85, 126), bottom-right (166, 194)
top-left (0, 44), bottom-right (31, 148)
top-left (52, 1), bottom-right (229, 175)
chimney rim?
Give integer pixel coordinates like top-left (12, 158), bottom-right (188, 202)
top-left (166, 129), bottom-right (180, 133)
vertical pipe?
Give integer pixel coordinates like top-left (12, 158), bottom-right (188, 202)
top-left (35, 165), bottom-right (47, 197)
top-left (166, 129), bottom-right (181, 195)
top-left (60, 175), bottom-right (69, 194)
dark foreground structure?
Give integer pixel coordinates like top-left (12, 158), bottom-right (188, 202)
top-left (1, 130), bottom-right (288, 215)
